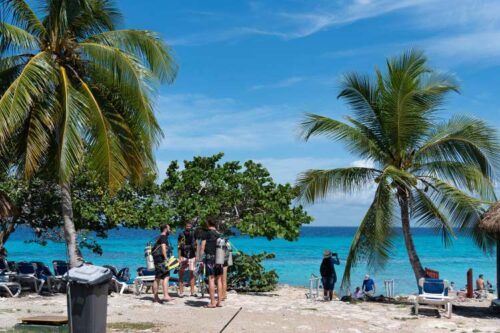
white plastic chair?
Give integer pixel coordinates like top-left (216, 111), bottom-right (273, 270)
top-left (415, 278), bottom-right (453, 318)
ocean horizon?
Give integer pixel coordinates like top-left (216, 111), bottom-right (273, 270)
top-left (5, 226), bottom-right (497, 295)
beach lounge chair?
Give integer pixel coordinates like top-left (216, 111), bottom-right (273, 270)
top-left (31, 261), bottom-right (56, 293)
top-left (103, 265), bottom-right (129, 294)
top-left (15, 262), bottom-right (45, 294)
top-left (133, 267), bottom-right (179, 295)
top-left (51, 260), bottom-right (69, 293)
top-left (415, 278), bottom-right (453, 318)
top-left (0, 273), bottom-right (21, 297)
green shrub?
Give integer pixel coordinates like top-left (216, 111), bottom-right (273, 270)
top-left (228, 251), bottom-right (278, 292)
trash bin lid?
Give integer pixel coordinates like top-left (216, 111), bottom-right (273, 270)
top-left (65, 265), bottom-right (113, 285)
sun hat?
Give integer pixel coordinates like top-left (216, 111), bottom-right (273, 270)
top-left (323, 249), bottom-right (332, 258)
top-left (364, 274), bottom-right (370, 280)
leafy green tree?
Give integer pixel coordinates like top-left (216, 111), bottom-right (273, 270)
top-left (0, 0), bottom-right (176, 266)
top-left (161, 153), bottom-right (312, 240)
top-left (0, 165), bottom-right (164, 255)
top-left (297, 50), bottom-right (499, 287)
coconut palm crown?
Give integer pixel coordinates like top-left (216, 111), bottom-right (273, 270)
top-left (297, 50), bottom-right (499, 288)
top-left (0, 0), bottom-right (177, 266)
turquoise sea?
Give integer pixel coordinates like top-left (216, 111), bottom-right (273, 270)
top-left (4, 227), bottom-right (497, 295)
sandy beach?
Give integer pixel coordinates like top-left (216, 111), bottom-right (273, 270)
top-left (0, 286), bottom-right (498, 333)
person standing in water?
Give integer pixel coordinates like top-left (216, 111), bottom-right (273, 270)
top-left (178, 221), bottom-right (197, 297)
top-left (152, 224), bottom-right (175, 303)
top-left (320, 249), bottom-right (340, 301)
top-left (199, 217), bottom-right (223, 308)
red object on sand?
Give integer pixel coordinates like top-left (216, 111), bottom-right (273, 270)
top-left (424, 268), bottom-right (439, 279)
top-left (466, 268), bottom-right (473, 298)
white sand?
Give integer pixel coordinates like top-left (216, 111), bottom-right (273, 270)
top-left (0, 286), bottom-right (499, 333)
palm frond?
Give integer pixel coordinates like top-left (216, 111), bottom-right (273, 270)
top-left (341, 180), bottom-right (394, 290)
top-left (296, 167), bottom-right (380, 203)
top-left (0, 22), bottom-right (39, 53)
top-left (382, 50), bottom-right (459, 153)
top-left (414, 161), bottom-right (496, 202)
top-left (0, 0), bottom-right (46, 36)
top-left (412, 188), bottom-right (454, 246)
top-left (81, 43), bottom-right (163, 147)
top-left (19, 94), bottom-right (57, 178)
top-left (415, 115), bottom-right (500, 180)
top-left (421, 176), bottom-right (485, 231)
top-left (467, 222), bottom-right (497, 253)
top-left (71, 0), bottom-right (122, 38)
top-left (0, 51), bottom-right (56, 142)
top-left (86, 29), bottom-right (177, 83)
top-left (57, 66), bottom-right (86, 183)
top-left (79, 79), bottom-right (130, 190)
top-left (299, 113), bottom-right (389, 162)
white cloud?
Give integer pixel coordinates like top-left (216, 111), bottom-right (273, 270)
top-left (272, 0), bottom-right (432, 39)
top-left (424, 31), bottom-right (500, 63)
top-left (350, 159), bottom-right (375, 169)
top-left (156, 93), bottom-right (299, 151)
top-left (249, 76), bottom-right (306, 91)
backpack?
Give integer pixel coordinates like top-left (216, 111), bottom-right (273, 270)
top-left (320, 258), bottom-right (333, 277)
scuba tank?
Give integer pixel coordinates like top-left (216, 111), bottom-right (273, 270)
top-left (226, 242), bottom-right (233, 266)
top-left (144, 244), bottom-right (154, 270)
top-left (215, 238), bottom-right (226, 265)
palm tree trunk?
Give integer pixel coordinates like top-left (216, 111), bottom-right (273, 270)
top-left (398, 189), bottom-right (426, 283)
top-left (60, 182), bottom-right (81, 267)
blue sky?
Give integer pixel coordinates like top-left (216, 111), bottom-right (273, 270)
top-left (118, 0), bottom-right (500, 226)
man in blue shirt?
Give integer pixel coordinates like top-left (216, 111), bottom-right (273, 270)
top-left (362, 274), bottom-right (376, 297)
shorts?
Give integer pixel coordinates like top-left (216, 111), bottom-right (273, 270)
top-left (154, 262), bottom-right (170, 279)
top-left (204, 256), bottom-right (223, 276)
top-left (180, 257), bottom-right (196, 271)
top-left (322, 277), bottom-right (336, 291)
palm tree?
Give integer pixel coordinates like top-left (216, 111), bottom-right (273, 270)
top-left (0, 0), bottom-right (177, 266)
top-left (297, 50), bottom-right (499, 288)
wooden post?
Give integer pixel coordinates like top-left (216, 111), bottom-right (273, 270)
top-left (466, 268), bottom-right (473, 298)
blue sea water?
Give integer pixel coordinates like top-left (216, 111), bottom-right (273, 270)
top-left (4, 227), bottom-right (497, 295)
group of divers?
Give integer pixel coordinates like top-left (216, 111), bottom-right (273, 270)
top-left (146, 218), bottom-right (495, 307)
top-left (147, 217), bottom-right (232, 308)
top-left (146, 216), bottom-right (378, 307)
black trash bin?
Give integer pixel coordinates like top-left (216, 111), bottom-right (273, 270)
top-left (66, 265), bottom-right (113, 333)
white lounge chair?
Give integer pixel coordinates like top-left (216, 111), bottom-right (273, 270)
top-left (415, 278), bottom-right (453, 318)
top-left (0, 280), bottom-right (21, 297)
top-left (134, 275), bottom-right (155, 295)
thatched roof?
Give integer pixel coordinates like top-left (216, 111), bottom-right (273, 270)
top-left (479, 201), bottom-right (500, 233)
top-left (0, 190), bottom-right (17, 218)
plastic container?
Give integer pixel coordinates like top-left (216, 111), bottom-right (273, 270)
top-left (66, 265), bottom-right (113, 333)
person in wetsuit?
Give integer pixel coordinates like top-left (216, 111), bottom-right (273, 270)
top-left (152, 224), bottom-right (175, 303)
top-left (178, 221), bottom-right (197, 297)
top-left (199, 217), bottom-right (223, 308)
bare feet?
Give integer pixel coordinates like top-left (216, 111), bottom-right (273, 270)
top-left (204, 304), bottom-right (217, 308)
